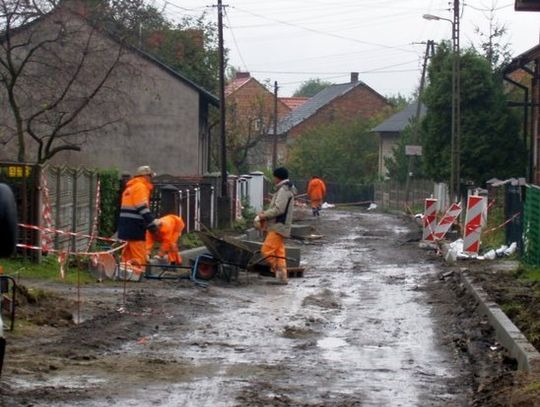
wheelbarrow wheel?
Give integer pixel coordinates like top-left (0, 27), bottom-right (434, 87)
top-left (195, 263), bottom-right (217, 280)
top-left (0, 184), bottom-right (17, 258)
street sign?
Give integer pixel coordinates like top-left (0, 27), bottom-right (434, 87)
top-left (405, 145), bottom-right (423, 156)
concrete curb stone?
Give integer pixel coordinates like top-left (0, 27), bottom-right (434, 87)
top-left (459, 271), bottom-right (540, 374)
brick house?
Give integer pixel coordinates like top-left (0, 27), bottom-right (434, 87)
top-left (225, 72), bottom-right (291, 169)
top-left (275, 73), bottom-right (391, 161)
top-left (0, 1), bottom-right (218, 176)
top-left (504, 43), bottom-right (540, 183)
top-left (372, 102), bottom-right (426, 178)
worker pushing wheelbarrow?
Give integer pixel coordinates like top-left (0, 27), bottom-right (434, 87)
top-left (195, 231), bottom-right (304, 282)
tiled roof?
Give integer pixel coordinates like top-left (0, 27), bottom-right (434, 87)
top-left (225, 77), bottom-right (252, 96)
top-left (279, 97), bottom-right (309, 111)
top-left (277, 81), bottom-right (366, 134)
top-left (371, 101), bottom-right (426, 133)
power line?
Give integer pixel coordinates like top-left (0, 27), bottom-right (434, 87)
top-left (224, 8), bottom-right (248, 71)
top-left (232, 6), bottom-right (419, 54)
top-left (250, 59), bottom-right (420, 76)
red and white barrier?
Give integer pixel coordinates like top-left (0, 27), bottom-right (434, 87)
top-left (463, 195), bottom-right (487, 255)
top-left (41, 172), bottom-right (53, 252)
top-left (422, 198), bottom-right (438, 241)
top-left (430, 203), bottom-right (462, 241)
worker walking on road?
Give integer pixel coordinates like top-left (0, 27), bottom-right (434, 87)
top-left (258, 167), bottom-right (295, 285)
top-left (146, 214), bottom-right (185, 265)
top-left (117, 165), bottom-right (158, 279)
top-left (307, 175), bottom-right (326, 216)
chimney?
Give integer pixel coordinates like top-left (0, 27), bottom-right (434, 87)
top-left (350, 72), bottom-right (359, 83)
top-left (236, 72), bottom-right (251, 79)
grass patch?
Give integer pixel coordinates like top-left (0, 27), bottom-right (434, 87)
top-left (524, 380), bottom-right (540, 393)
top-left (482, 200), bottom-right (506, 250)
top-left (0, 256), bottom-right (94, 285)
top-left (516, 263), bottom-right (540, 282)
top-left (179, 232), bottom-right (203, 250)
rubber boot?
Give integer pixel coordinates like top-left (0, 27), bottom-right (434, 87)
top-left (276, 268), bottom-right (288, 285)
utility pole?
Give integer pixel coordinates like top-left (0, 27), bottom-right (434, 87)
top-left (451, 0), bottom-right (461, 202)
top-left (272, 81), bottom-right (279, 169)
top-left (215, 0), bottom-right (230, 227)
top-left (405, 40), bottom-right (435, 205)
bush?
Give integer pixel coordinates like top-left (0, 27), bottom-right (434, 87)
top-left (98, 168), bottom-right (121, 237)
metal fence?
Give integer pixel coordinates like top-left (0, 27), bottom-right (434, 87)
top-left (0, 162), bottom-right (99, 255)
top-left (374, 179), bottom-right (434, 212)
top-left (295, 179), bottom-right (374, 204)
top-left (44, 166), bottom-right (99, 252)
top-left (523, 184), bottom-right (540, 264)
top-left (149, 175), bottom-right (217, 233)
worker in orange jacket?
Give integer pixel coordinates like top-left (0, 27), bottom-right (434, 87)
top-left (307, 176), bottom-right (326, 216)
top-left (146, 214), bottom-right (185, 264)
top-left (117, 165), bottom-right (157, 279)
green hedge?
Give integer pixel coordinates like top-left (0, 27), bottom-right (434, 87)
top-left (98, 168), bottom-right (120, 238)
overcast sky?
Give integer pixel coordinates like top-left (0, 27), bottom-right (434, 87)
top-left (154, 0), bottom-right (539, 97)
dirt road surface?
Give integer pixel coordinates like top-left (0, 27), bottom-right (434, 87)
top-left (2, 210), bottom-right (484, 406)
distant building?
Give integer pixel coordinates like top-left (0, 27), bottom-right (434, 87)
top-left (279, 97), bottom-right (309, 111)
top-left (274, 73), bottom-right (390, 162)
top-left (225, 72), bottom-right (290, 169)
top-left (503, 43), bottom-right (540, 183)
top-left (0, 2), bottom-right (218, 176)
top-left (371, 102), bottom-right (426, 178)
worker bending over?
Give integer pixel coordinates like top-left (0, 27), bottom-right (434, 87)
top-left (258, 167), bottom-right (295, 285)
top-left (146, 214), bottom-right (185, 264)
top-left (307, 175), bottom-right (326, 217)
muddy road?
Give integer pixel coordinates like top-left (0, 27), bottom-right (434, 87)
top-left (2, 210), bottom-right (477, 406)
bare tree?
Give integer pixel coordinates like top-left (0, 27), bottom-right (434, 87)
top-left (0, 0), bottom-right (128, 163)
top-left (227, 87), bottom-right (278, 172)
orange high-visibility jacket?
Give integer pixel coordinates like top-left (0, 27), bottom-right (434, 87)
top-left (146, 215), bottom-right (185, 260)
top-left (307, 177), bottom-right (327, 201)
top-left (118, 176), bottom-right (154, 241)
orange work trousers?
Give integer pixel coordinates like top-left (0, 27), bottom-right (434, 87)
top-left (261, 231), bottom-right (287, 271)
top-left (146, 233), bottom-right (181, 264)
top-left (310, 198), bottom-right (323, 209)
top-left (121, 240), bottom-right (147, 274)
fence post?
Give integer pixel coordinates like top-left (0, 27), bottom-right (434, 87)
top-left (71, 170), bottom-right (78, 252)
top-left (194, 187), bottom-right (200, 231)
top-left (186, 188), bottom-right (191, 234)
top-left (210, 186), bottom-right (215, 229)
top-left (178, 190), bottom-right (183, 219)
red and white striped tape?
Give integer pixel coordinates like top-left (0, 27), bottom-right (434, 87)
top-left (41, 172), bottom-right (53, 252)
top-left (16, 241), bottom-right (125, 257)
top-left (86, 178), bottom-right (101, 251)
top-left (463, 195), bottom-right (487, 255)
top-left (422, 198), bottom-right (438, 241)
top-left (429, 203), bottom-right (462, 241)
top-left (19, 223), bottom-right (120, 244)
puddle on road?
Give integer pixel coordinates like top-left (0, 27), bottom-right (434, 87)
top-left (317, 337), bottom-right (347, 349)
top-left (30, 210), bottom-right (465, 407)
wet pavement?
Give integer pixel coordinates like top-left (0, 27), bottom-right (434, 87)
top-left (3, 210), bottom-right (471, 406)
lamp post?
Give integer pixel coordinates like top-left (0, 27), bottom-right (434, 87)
top-left (423, 3), bottom-right (461, 203)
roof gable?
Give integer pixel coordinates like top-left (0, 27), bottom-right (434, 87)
top-left (372, 101), bottom-right (426, 133)
top-left (3, 2), bottom-right (219, 106)
top-left (277, 80), bottom-right (386, 134)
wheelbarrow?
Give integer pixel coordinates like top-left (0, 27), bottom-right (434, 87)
top-left (195, 231), bottom-right (305, 281)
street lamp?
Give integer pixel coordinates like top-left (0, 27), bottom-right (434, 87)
top-left (423, 6), bottom-right (461, 203)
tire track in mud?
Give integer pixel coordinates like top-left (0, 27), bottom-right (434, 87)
top-left (3, 210), bottom-right (472, 406)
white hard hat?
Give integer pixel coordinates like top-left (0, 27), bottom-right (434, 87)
top-left (135, 165), bottom-right (156, 177)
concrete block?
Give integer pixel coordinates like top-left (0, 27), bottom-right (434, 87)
top-left (461, 273), bottom-right (540, 374)
top-left (290, 224), bottom-right (313, 238)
